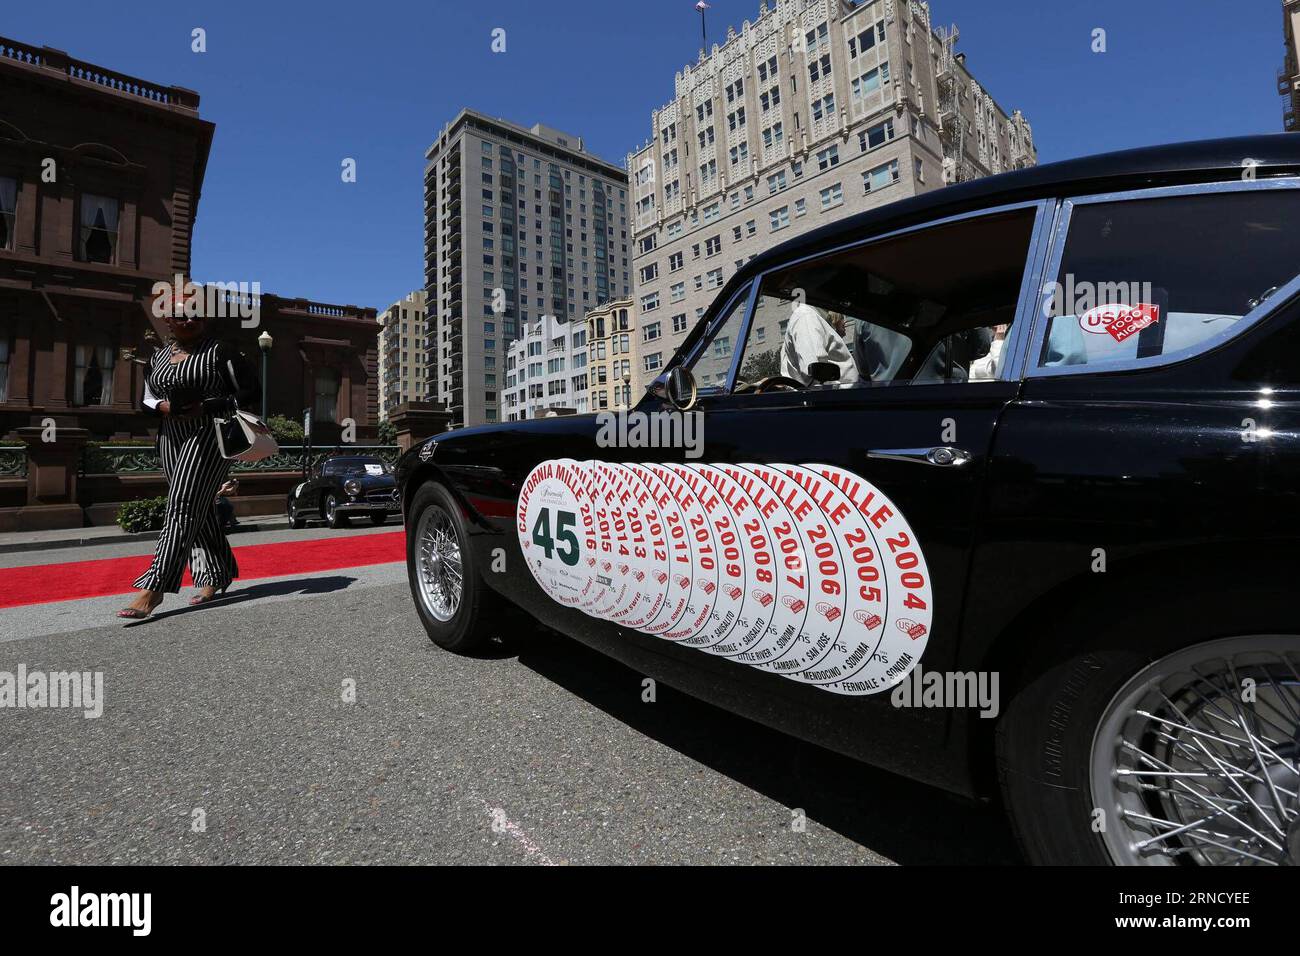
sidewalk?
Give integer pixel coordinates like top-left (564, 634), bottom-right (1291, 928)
top-left (0, 520), bottom-right (274, 555)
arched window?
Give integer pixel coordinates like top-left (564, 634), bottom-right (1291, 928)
top-left (0, 177), bottom-right (16, 250)
top-left (74, 339), bottom-right (115, 406)
top-left (0, 335), bottom-right (10, 402)
top-left (313, 368), bottom-right (339, 423)
top-left (79, 193), bottom-right (120, 264)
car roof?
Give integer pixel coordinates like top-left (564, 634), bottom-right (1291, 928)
top-left (746, 134), bottom-right (1300, 278)
top-left (666, 134), bottom-right (1300, 369)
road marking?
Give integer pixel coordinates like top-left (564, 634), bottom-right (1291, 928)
top-left (484, 802), bottom-right (558, 866)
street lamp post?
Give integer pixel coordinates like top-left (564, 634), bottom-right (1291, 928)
top-left (257, 330), bottom-right (273, 420)
top-left (621, 370), bottom-right (631, 409)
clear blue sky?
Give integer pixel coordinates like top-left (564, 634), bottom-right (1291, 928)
top-left (6, 0), bottom-right (1288, 311)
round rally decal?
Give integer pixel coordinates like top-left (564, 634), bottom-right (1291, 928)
top-left (645, 462), bottom-right (719, 643)
top-left (812, 463), bottom-right (933, 693)
top-left (517, 458), bottom-right (591, 607)
top-left (516, 459), bottom-right (932, 695)
top-left (626, 463), bottom-right (695, 638)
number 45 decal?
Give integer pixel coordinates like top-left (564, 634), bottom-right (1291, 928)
top-left (531, 508), bottom-right (580, 566)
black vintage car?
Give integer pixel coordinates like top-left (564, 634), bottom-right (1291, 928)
top-left (286, 454), bottom-right (400, 528)
top-left (396, 135), bottom-right (1300, 866)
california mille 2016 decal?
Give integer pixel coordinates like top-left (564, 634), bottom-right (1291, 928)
top-left (517, 460), bottom-right (933, 696)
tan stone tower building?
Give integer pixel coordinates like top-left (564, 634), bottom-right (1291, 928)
top-left (377, 290), bottom-right (428, 422)
top-left (628, 0), bottom-right (1036, 362)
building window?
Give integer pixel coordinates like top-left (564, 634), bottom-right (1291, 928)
top-left (0, 336), bottom-right (10, 402)
top-left (819, 183), bottom-right (844, 210)
top-left (816, 145), bottom-right (840, 170)
top-left (73, 341), bottom-right (115, 406)
top-left (769, 206), bottom-right (790, 231)
top-left (79, 193), bottom-right (119, 264)
top-left (858, 118), bottom-right (895, 152)
top-left (852, 63), bottom-right (890, 102)
top-left (672, 313), bottom-right (688, 333)
top-left (863, 160), bottom-right (901, 193)
top-left (314, 368), bottom-right (340, 423)
top-left (0, 177), bottom-right (16, 251)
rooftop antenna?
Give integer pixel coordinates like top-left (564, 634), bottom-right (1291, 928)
top-left (695, 0), bottom-right (710, 54)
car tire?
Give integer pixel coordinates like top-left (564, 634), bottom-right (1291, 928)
top-left (287, 497), bottom-right (306, 529)
top-left (997, 608), bottom-right (1300, 866)
top-left (324, 494), bottom-right (349, 529)
top-left (405, 481), bottom-right (507, 653)
top-left (370, 514), bottom-right (387, 526)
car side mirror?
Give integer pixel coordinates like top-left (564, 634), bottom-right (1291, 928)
top-left (666, 366), bottom-right (698, 411)
top-left (808, 361), bottom-right (841, 385)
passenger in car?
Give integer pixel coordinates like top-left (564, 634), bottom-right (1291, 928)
top-left (780, 303), bottom-right (860, 385)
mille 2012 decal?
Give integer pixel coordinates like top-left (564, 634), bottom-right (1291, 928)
top-left (517, 460), bottom-right (933, 696)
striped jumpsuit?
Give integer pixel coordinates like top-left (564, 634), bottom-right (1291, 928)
top-left (133, 338), bottom-right (239, 594)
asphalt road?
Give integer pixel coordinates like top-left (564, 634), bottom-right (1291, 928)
top-left (0, 547), bottom-right (1021, 865)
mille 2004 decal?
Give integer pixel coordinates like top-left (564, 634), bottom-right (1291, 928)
top-left (517, 460), bottom-right (932, 696)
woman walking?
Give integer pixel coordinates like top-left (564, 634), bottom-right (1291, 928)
top-left (118, 308), bottom-right (260, 619)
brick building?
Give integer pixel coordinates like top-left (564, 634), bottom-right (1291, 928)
top-left (0, 35), bottom-right (379, 444)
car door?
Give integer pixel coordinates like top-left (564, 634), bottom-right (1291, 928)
top-left (640, 201), bottom-right (1053, 704)
top-left (301, 462), bottom-right (327, 513)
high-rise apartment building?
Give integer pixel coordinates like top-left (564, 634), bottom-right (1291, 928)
top-left (583, 297), bottom-right (646, 412)
top-left (1282, 0), bottom-right (1299, 131)
top-left (502, 312), bottom-right (589, 421)
top-left (628, 0), bottom-right (1035, 359)
top-left (377, 290), bottom-right (428, 421)
top-left (422, 110), bottom-right (631, 428)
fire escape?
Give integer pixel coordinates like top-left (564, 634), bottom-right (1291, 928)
top-left (935, 25), bottom-right (976, 185)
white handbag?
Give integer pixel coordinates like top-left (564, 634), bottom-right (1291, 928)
top-left (213, 358), bottom-right (279, 463)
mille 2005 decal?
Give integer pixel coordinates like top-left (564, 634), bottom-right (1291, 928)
top-left (517, 460), bottom-right (932, 696)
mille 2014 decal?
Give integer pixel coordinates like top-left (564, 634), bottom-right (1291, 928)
top-left (517, 460), bottom-right (933, 696)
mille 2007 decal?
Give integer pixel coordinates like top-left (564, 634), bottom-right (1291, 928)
top-left (517, 460), bottom-right (933, 696)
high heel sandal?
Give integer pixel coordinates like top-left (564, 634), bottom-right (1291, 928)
top-left (189, 584), bottom-right (230, 606)
top-left (117, 592), bottom-right (163, 619)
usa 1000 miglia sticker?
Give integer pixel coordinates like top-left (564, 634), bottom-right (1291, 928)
top-left (516, 459), bottom-right (932, 696)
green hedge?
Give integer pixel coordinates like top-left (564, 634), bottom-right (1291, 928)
top-left (116, 496), bottom-right (168, 534)
top-left (267, 415), bottom-right (304, 445)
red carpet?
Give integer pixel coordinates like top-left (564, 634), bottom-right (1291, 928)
top-left (0, 531), bottom-right (407, 609)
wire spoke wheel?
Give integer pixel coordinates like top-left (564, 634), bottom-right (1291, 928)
top-left (1091, 636), bottom-right (1300, 865)
top-left (415, 504), bottom-right (463, 622)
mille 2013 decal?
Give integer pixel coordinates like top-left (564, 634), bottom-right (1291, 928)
top-left (517, 460), bottom-right (932, 696)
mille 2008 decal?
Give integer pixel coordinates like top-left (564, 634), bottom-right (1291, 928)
top-left (517, 460), bottom-right (933, 696)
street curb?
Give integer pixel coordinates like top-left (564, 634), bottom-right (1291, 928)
top-left (0, 523), bottom-right (269, 555)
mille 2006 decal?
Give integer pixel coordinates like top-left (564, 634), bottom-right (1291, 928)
top-left (517, 460), bottom-right (932, 696)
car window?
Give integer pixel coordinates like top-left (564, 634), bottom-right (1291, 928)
top-left (684, 283), bottom-right (751, 392)
top-left (1036, 189), bottom-right (1300, 371)
top-left (323, 458), bottom-right (388, 477)
top-left (733, 207), bottom-right (1037, 390)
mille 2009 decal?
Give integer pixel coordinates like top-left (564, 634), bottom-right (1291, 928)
top-left (517, 460), bottom-right (933, 696)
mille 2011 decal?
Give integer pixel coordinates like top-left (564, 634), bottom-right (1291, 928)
top-left (517, 460), bottom-right (933, 696)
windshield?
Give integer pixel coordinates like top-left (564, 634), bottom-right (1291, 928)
top-left (327, 458), bottom-right (390, 477)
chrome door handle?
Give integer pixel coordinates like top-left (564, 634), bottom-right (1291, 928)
top-left (866, 446), bottom-right (974, 467)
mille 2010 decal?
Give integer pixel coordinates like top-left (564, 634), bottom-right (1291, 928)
top-left (517, 460), bottom-right (932, 696)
